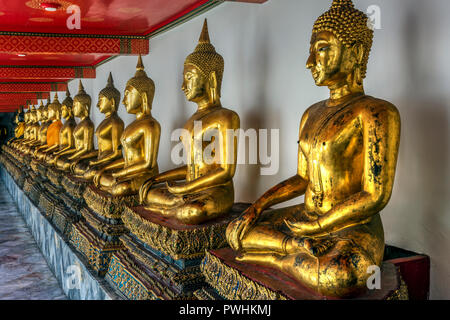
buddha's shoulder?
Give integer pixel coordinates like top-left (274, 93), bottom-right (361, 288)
top-left (358, 95), bottom-right (400, 119)
top-left (209, 107), bottom-right (240, 124)
top-left (131, 116), bottom-right (161, 131)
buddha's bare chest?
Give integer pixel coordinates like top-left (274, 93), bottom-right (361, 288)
top-left (300, 106), bottom-right (363, 165)
top-left (121, 122), bottom-right (143, 151)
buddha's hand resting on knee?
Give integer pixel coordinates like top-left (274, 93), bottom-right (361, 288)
top-left (226, 205), bottom-right (261, 251)
top-left (139, 178), bottom-right (154, 204)
top-left (93, 169), bottom-right (105, 188)
top-left (284, 219), bottom-right (321, 237)
top-left (69, 161), bottom-right (77, 174)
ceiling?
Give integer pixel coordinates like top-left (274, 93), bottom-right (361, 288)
top-left (0, 0), bottom-right (238, 112)
top-left (0, 0), bottom-right (267, 112)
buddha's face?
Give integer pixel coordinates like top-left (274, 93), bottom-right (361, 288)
top-left (73, 100), bottom-right (87, 117)
top-left (307, 31), bottom-right (353, 87)
top-left (61, 105), bottom-right (69, 119)
top-left (97, 94), bottom-right (113, 114)
top-left (123, 86), bottom-right (142, 114)
top-left (42, 108), bottom-right (48, 121)
top-left (36, 110), bottom-right (42, 122)
top-left (182, 64), bottom-right (207, 102)
top-left (47, 107), bottom-right (55, 120)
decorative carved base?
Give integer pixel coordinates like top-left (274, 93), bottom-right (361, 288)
top-left (201, 248), bottom-right (409, 300)
top-left (122, 203), bottom-right (250, 260)
top-left (51, 203), bottom-right (75, 237)
top-left (105, 234), bottom-right (204, 300)
top-left (47, 167), bottom-right (64, 188)
top-left (61, 174), bottom-right (89, 201)
top-left (83, 185), bottom-right (139, 220)
top-left (38, 189), bottom-right (58, 219)
top-left (69, 219), bottom-right (123, 277)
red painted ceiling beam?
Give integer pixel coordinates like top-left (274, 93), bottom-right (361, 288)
top-left (0, 67), bottom-right (95, 79)
top-left (0, 82), bottom-right (67, 92)
top-left (0, 92), bottom-right (50, 100)
top-left (0, 35), bottom-right (148, 55)
top-left (224, 0), bottom-right (268, 3)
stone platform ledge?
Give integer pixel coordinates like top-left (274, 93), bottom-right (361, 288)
top-left (83, 185), bottom-right (139, 220)
top-left (122, 203), bottom-right (250, 260)
top-left (0, 166), bottom-right (122, 300)
top-left (200, 248), bottom-right (408, 300)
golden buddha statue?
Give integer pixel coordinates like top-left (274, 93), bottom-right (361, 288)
top-left (46, 90), bottom-right (77, 165)
top-left (226, 0), bottom-right (401, 298)
top-left (34, 93), bottom-right (64, 161)
top-left (70, 73), bottom-right (124, 180)
top-left (54, 81), bottom-right (95, 172)
top-left (7, 108), bottom-right (25, 145)
top-left (93, 56), bottom-right (160, 197)
top-left (11, 109), bottom-right (29, 149)
top-left (139, 19), bottom-right (240, 225)
top-left (20, 103), bottom-right (42, 154)
top-left (26, 101), bottom-right (52, 155)
top-left (13, 109), bottom-right (25, 137)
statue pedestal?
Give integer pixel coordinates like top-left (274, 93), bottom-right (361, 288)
top-left (197, 248), bottom-right (409, 300)
top-left (69, 185), bottom-right (138, 277)
top-left (104, 203), bottom-right (250, 300)
top-left (47, 167), bottom-right (65, 189)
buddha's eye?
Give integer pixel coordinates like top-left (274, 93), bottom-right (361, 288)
top-left (318, 46), bottom-right (329, 52)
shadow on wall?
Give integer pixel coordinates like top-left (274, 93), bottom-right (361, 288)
top-left (389, 0), bottom-right (450, 299)
top-left (234, 20), bottom-right (273, 202)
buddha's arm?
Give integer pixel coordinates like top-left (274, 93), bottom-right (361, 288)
top-left (42, 144), bottom-right (59, 153)
top-left (113, 124), bottom-right (160, 179)
top-left (167, 116), bottom-right (240, 194)
top-left (154, 166), bottom-right (188, 183)
top-left (90, 124), bottom-right (123, 166)
top-left (55, 147), bottom-right (76, 157)
top-left (68, 126), bottom-right (94, 160)
top-left (287, 105), bottom-right (401, 236)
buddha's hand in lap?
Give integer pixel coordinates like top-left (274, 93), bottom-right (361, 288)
top-left (284, 218), bottom-right (320, 237)
top-left (139, 177), bottom-right (154, 204)
top-left (93, 169), bottom-right (105, 187)
top-left (166, 181), bottom-right (187, 195)
top-left (226, 205), bottom-right (261, 251)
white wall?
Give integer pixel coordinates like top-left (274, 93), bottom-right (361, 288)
top-left (48, 0), bottom-right (450, 299)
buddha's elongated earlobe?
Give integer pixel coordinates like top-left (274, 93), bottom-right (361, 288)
top-left (209, 71), bottom-right (218, 104)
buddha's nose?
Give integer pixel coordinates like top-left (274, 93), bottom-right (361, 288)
top-left (306, 53), bottom-right (315, 69)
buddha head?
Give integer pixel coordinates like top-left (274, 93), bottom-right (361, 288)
top-left (61, 89), bottom-right (74, 121)
top-left (73, 80), bottom-right (91, 118)
top-left (30, 105), bottom-right (38, 124)
top-left (35, 101), bottom-right (44, 123)
top-left (98, 72), bottom-right (120, 115)
top-left (183, 19), bottom-right (224, 106)
top-left (123, 55), bottom-right (155, 115)
top-left (24, 110), bottom-right (29, 125)
top-left (42, 100), bottom-right (51, 122)
top-left (48, 93), bottom-right (62, 121)
top-left (307, 0), bottom-right (373, 90)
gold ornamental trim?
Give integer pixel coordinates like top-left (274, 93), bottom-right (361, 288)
top-left (122, 206), bottom-right (230, 260)
top-left (83, 186), bottom-right (138, 220)
top-left (201, 251), bottom-right (287, 300)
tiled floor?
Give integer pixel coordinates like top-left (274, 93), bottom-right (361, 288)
top-left (0, 182), bottom-right (66, 300)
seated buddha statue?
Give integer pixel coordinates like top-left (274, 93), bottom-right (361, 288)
top-left (226, 0), bottom-right (401, 298)
top-left (93, 56), bottom-right (160, 197)
top-left (34, 94), bottom-right (64, 161)
top-left (45, 90), bottom-right (77, 165)
top-left (54, 81), bottom-right (95, 172)
top-left (7, 109), bottom-right (25, 146)
top-left (70, 73), bottom-right (124, 181)
top-left (27, 101), bottom-right (53, 156)
top-left (139, 19), bottom-right (240, 225)
top-left (11, 109), bottom-right (29, 150)
top-left (19, 104), bottom-right (42, 154)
